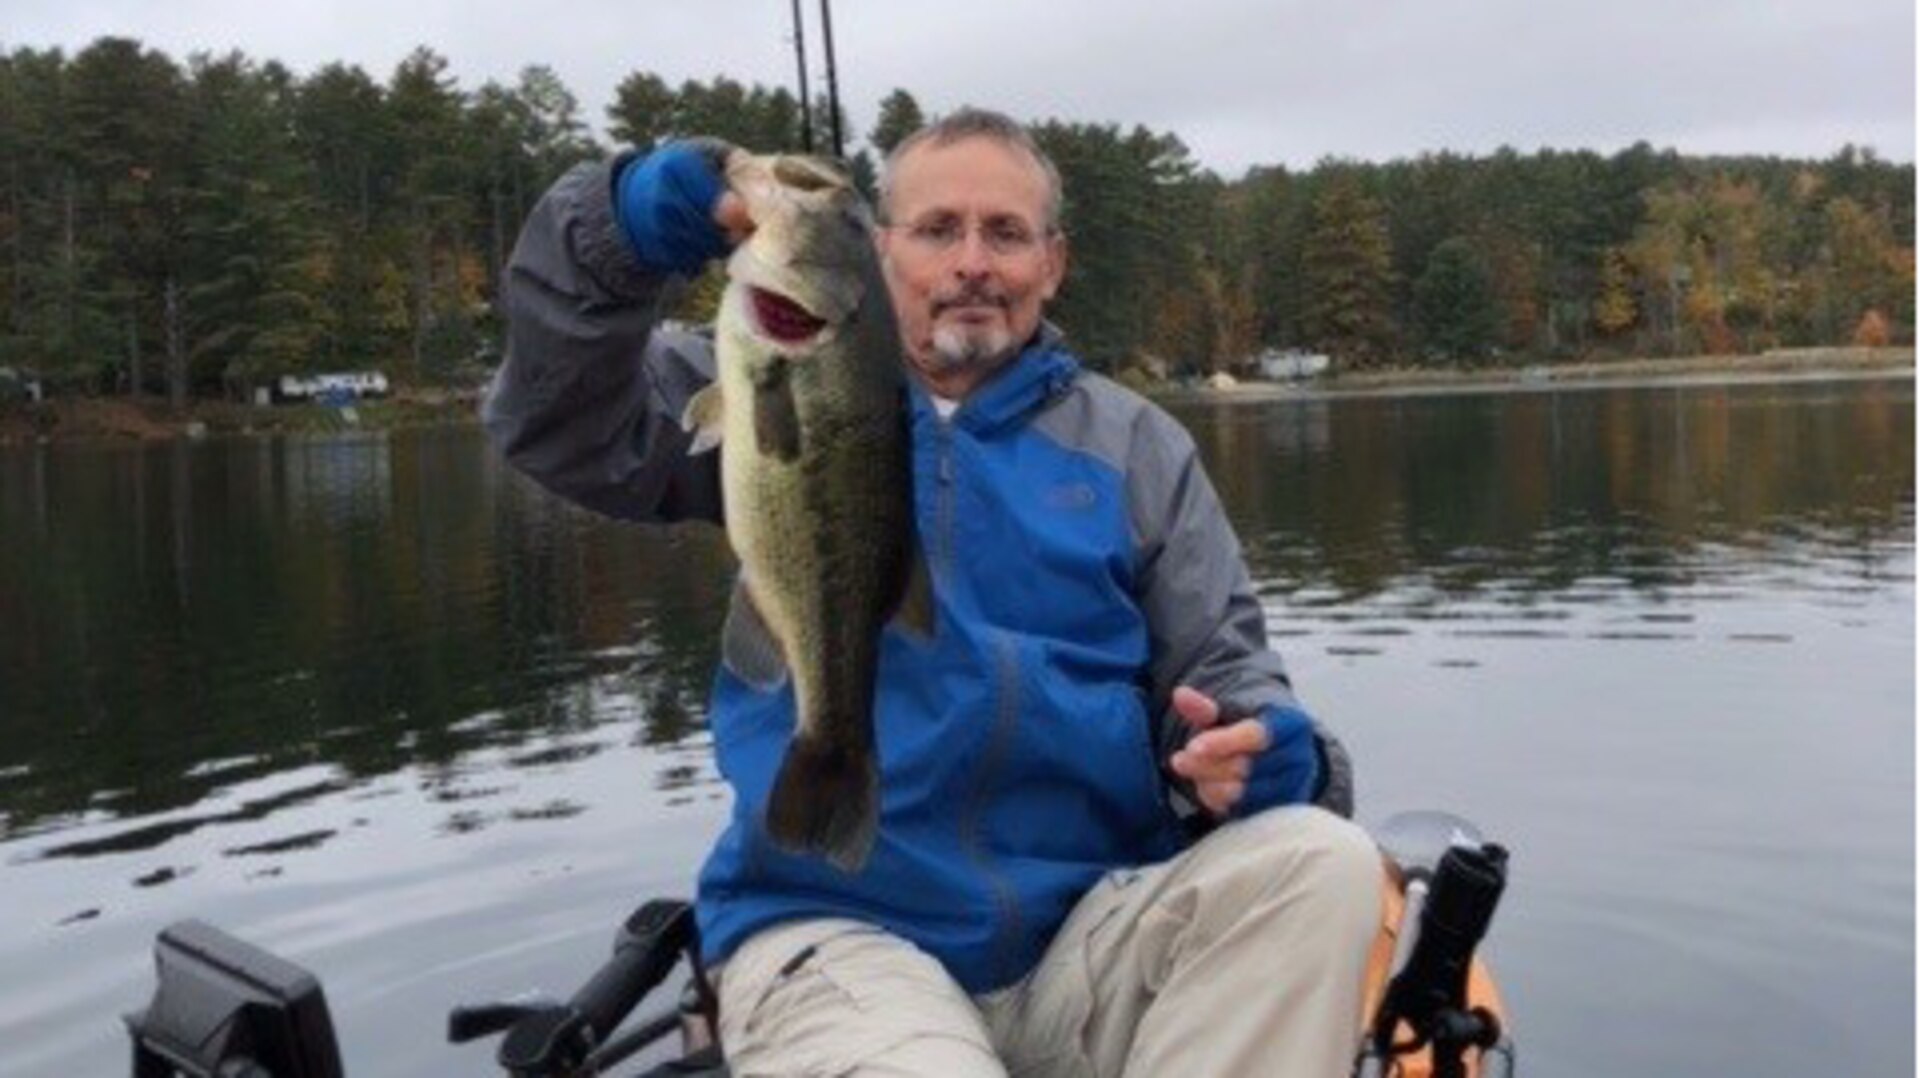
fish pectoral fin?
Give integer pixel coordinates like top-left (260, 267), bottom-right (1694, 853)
top-left (890, 549), bottom-right (937, 641)
top-left (681, 384), bottom-right (726, 455)
top-left (721, 579), bottom-right (790, 689)
top-left (751, 359), bottom-right (804, 462)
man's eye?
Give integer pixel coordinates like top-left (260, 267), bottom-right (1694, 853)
top-left (912, 221), bottom-right (960, 246)
top-left (986, 223), bottom-right (1036, 251)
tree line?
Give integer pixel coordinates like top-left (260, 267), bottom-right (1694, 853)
top-left (1, 38), bottom-right (1911, 402)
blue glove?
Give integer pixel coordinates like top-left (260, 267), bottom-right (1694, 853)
top-left (1232, 705), bottom-right (1322, 818)
top-left (615, 142), bottom-right (731, 276)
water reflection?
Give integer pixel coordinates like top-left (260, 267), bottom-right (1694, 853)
top-left (0, 429), bottom-right (736, 848)
top-left (1160, 379), bottom-right (1913, 1078)
top-left (0, 376), bottom-right (1909, 1078)
top-left (0, 381), bottom-right (1910, 845)
top-left (1176, 380), bottom-right (1913, 612)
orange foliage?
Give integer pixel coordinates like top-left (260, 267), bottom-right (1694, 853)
top-left (1853, 309), bottom-right (1892, 347)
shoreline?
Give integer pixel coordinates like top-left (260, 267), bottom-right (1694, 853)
top-left (0, 389), bottom-right (484, 447)
top-left (1149, 346), bottom-right (1914, 405)
top-left (1, 348), bottom-right (1910, 447)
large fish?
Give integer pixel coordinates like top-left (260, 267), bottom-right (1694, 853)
top-left (683, 152), bottom-right (931, 872)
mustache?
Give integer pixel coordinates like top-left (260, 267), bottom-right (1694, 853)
top-left (931, 283), bottom-right (1011, 316)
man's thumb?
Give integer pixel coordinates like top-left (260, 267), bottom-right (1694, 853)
top-left (1171, 686), bottom-right (1220, 731)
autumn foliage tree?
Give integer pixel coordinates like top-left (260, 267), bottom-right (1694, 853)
top-left (1854, 309), bottom-right (1892, 347)
top-left (1592, 247), bottom-right (1638, 339)
top-left (1300, 172), bottom-right (1397, 369)
top-left (0, 41), bottom-right (1911, 401)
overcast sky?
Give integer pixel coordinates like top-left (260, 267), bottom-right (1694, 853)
top-left (7, 0), bottom-right (1914, 178)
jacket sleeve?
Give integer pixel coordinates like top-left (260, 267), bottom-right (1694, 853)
top-left (1127, 406), bottom-right (1356, 823)
top-left (481, 154), bottom-right (724, 525)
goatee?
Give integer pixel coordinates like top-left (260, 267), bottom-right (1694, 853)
top-left (929, 322), bottom-right (1016, 374)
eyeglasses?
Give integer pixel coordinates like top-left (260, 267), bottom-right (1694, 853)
top-left (888, 215), bottom-right (1053, 257)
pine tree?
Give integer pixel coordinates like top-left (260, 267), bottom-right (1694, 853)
top-left (175, 53), bottom-right (324, 396)
top-left (1413, 237), bottom-right (1498, 363)
top-left (1300, 172), bottom-right (1397, 369)
top-left (290, 63), bottom-right (395, 369)
top-left (1031, 121), bottom-right (1198, 370)
top-left (388, 47), bottom-right (471, 378)
top-left (869, 89), bottom-right (924, 157)
top-left (607, 71), bottom-right (673, 150)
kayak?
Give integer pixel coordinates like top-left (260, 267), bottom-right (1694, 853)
top-left (125, 810), bottom-right (1513, 1077)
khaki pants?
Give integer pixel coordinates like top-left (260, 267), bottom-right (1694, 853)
top-left (715, 806), bottom-right (1382, 1077)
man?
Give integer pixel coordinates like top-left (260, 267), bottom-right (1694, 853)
top-left (485, 109), bottom-right (1381, 1076)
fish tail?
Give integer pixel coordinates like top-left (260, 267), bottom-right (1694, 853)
top-left (765, 735), bottom-right (879, 873)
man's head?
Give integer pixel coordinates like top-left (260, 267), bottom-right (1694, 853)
top-left (875, 108), bottom-right (1067, 398)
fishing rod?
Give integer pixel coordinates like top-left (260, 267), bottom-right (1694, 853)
top-left (787, 0), bottom-right (845, 158)
top-left (818, 0), bottom-right (844, 157)
top-left (787, 0), bottom-right (813, 153)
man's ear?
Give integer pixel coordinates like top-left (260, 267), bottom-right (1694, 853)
top-left (874, 225), bottom-right (898, 283)
top-left (1040, 231), bottom-right (1068, 302)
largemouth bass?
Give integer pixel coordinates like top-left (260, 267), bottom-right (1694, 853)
top-left (683, 152), bottom-right (931, 873)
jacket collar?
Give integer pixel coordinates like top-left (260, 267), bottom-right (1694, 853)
top-left (909, 322), bottom-right (1079, 436)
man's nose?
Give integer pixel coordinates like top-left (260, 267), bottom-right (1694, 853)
top-left (951, 229), bottom-right (992, 277)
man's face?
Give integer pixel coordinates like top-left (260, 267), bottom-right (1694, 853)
top-left (876, 137), bottom-right (1067, 396)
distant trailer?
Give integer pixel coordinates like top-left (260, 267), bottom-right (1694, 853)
top-left (274, 371), bottom-right (391, 404)
top-left (0, 366), bottom-right (43, 403)
top-left (1256, 349), bottom-right (1331, 381)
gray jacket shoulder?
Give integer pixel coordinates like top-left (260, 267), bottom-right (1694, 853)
top-left (1031, 371), bottom-right (1198, 553)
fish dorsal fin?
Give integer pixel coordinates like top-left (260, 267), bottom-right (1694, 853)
top-left (681, 383), bottom-right (726, 455)
top-left (891, 548), bottom-right (936, 641)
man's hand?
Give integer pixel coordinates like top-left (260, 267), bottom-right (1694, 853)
top-left (618, 138), bottom-right (754, 275)
top-left (1167, 685), bottom-right (1272, 818)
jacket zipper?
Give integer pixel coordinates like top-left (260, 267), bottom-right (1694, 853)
top-left (962, 630), bottom-right (1024, 985)
top-left (933, 418), bottom-right (1024, 982)
top-left (933, 418), bottom-right (954, 578)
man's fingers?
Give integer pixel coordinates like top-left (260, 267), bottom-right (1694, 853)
top-left (1171, 685), bottom-right (1221, 731)
top-left (713, 191), bottom-right (754, 245)
top-left (1197, 779), bottom-right (1245, 817)
top-left (1169, 749), bottom-right (1251, 784)
top-left (1169, 692), bottom-right (1265, 817)
top-left (1186, 718), bottom-right (1271, 760)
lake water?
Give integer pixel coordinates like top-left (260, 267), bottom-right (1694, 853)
top-left (0, 374), bottom-right (1911, 1076)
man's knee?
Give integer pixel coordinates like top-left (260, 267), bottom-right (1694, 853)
top-left (1210, 806), bottom-right (1384, 918)
top-left (716, 919), bottom-right (1006, 1077)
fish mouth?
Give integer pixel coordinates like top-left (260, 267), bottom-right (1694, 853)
top-left (749, 286), bottom-right (828, 345)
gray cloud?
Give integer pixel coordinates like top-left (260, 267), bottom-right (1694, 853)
top-left (6, 0), bottom-right (1910, 177)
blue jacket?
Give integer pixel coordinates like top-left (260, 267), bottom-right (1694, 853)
top-left (483, 148), bottom-right (1355, 993)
